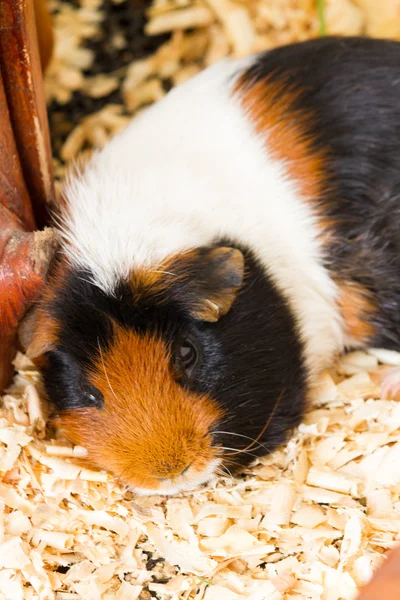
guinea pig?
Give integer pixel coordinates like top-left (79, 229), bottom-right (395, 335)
top-left (26, 36), bottom-right (400, 495)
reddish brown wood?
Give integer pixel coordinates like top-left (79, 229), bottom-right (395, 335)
top-left (357, 546), bottom-right (400, 600)
top-left (0, 0), bottom-right (56, 390)
top-left (0, 70), bottom-right (35, 231)
top-left (0, 0), bottom-right (55, 228)
top-left (33, 0), bottom-right (54, 72)
top-left (0, 215), bottom-right (57, 389)
top-left (0, 64), bottom-right (36, 390)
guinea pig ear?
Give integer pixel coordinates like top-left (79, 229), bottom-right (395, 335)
top-left (19, 307), bottom-right (58, 359)
top-left (182, 246), bottom-right (245, 322)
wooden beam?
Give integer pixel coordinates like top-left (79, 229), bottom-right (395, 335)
top-left (0, 0), bottom-right (55, 228)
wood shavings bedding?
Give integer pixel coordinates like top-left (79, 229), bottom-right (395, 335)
top-left (1, 349), bottom-right (400, 599)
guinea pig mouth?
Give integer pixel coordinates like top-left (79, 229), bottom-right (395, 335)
top-left (132, 458), bottom-right (221, 496)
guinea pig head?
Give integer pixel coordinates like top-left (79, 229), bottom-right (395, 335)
top-left (26, 247), bottom-right (242, 494)
top-left (28, 242), bottom-right (307, 495)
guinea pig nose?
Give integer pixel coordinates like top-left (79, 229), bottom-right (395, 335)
top-left (153, 463), bottom-right (192, 480)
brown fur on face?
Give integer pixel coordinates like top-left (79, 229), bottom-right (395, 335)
top-left (54, 326), bottom-right (223, 491)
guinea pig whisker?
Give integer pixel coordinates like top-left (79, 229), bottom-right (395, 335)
top-left (115, 456), bottom-right (140, 488)
top-left (151, 269), bottom-right (177, 277)
top-left (210, 431), bottom-right (270, 453)
top-left (97, 337), bottom-right (119, 402)
top-left (220, 389), bottom-right (285, 457)
top-left (76, 275), bottom-right (95, 286)
top-left (214, 467), bottom-right (234, 485)
top-left (215, 464), bottom-right (235, 480)
top-left (239, 389), bottom-right (284, 452)
top-left (218, 447), bottom-right (260, 459)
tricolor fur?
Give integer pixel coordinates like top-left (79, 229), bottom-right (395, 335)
top-left (31, 37), bottom-right (400, 494)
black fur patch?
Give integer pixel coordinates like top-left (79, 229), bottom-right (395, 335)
top-left (191, 242), bottom-right (308, 467)
top-left (44, 349), bottom-right (105, 410)
top-left (242, 36), bottom-right (400, 350)
top-left (41, 269), bottom-right (114, 411)
top-left (41, 242), bottom-right (307, 468)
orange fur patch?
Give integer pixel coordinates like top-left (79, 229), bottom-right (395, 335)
top-left (336, 281), bottom-right (376, 344)
top-left (55, 326), bottom-right (223, 491)
top-left (235, 76), bottom-right (328, 202)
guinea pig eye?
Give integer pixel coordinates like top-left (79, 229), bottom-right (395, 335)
top-left (81, 382), bottom-right (104, 409)
top-left (174, 336), bottom-right (199, 378)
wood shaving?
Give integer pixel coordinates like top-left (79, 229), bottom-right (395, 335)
top-left (83, 75), bottom-right (120, 99)
top-left (355, 0), bottom-right (400, 38)
top-left (60, 105), bottom-right (131, 161)
top-left (45, 3), bottom-right (101, 104)
top-left (145, 5), bottom-right (214, 35)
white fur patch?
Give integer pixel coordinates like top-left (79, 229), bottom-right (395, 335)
top-left (60, 56), bottom-right (344, 375)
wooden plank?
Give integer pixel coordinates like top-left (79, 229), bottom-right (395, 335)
top-left (0, 0), bottom-right (55, 228)
top-left (33, 0), bottom-right (54, 72)
top-left (0, 0), bottom-right (55, 389)
top-left (0, 65), bottom-right (36, 389)
top-left (0, 69), bottom-right (35, 230)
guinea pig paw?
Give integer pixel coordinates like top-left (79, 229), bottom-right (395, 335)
top-left (380, 367), bottom-right (400, 401)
